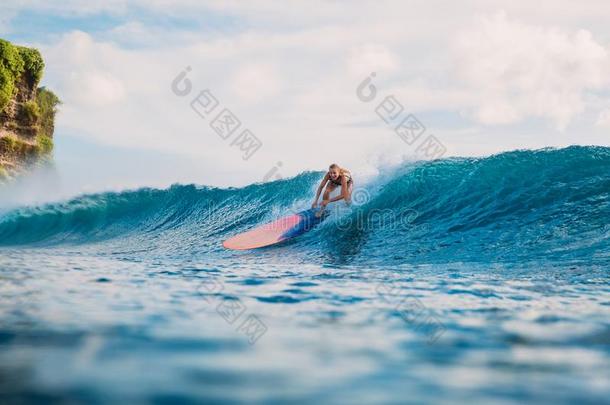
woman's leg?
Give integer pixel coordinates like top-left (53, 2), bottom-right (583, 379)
top-left (315, 184), bottom-right (336, 217)
top-left (344, 182), bottom-right (353, 205)
top-left (322, 184), bottom-right (337, 204)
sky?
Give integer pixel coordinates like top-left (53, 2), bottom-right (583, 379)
top-left (1, 0), bottom-right (610, 193)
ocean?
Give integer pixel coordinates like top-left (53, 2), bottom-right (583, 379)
top-left (1, 146), bottom-right (609, 404)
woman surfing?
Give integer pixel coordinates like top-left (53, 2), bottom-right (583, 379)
top-left (311, 163), bottom-right (353, 216)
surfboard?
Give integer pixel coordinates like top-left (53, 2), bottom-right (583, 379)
top-left (222, 208), bottom-right (328, 250)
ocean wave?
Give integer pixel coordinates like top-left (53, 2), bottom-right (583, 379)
top-left (1, 146), bottom-right (608, 265)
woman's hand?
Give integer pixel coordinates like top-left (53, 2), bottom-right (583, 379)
top-left (311, 201), bottom-right (318, 208)
top-left (320, 200), bottom-right (328, 208)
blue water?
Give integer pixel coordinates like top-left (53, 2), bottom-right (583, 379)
top-left (1, 146), bottom-right (609, 404)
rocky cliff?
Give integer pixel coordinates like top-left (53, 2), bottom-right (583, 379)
top-left (0, 38), bottom-right (59, 181)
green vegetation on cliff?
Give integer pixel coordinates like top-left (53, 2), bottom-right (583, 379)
top-left (0, 39), bottom-right (45, 112)
top-left (0, 38), bottom-right (59, 182)
top-left (37, 87), bottom-right (60, 138)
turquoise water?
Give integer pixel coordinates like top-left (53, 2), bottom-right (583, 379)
top-left (1, 146), bottom-right (609, 404)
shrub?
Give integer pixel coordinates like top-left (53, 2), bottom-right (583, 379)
top-left (17, 46), bottom-right (44, 85)
top-left (36, 87), bottom-right (60, 137)
top-left (0, 165), bottom-right (8, 181)
top-left (0, 135), bottom-right (18, 153)
top-left (37, 135), bottom-right (53, 155)
top-left (0, 39), bottom-right (25, 75)
top-left (0, 135), bottom-right (37, 159)
top-left (0, 39), bottom-right (25, 113)
top-left (20, 100), bottom-right (40, 125)
top-left (0, 38), bottom-right (45, 113)
top-left (0, 66), bottom-right (13, 111)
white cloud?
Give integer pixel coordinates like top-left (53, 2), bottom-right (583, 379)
top-left (453, 11), bottom-right (610, 129)
top-left (68, 71), bottom-right (126, 106)
top-left (230, 62), bottom-right (282, 103)
top-left (346, 43), bottom-right (399, 78)
top-left (41, 32), bottom-right (126, 106)
top-left (596, 108), bottom-right (610, 128)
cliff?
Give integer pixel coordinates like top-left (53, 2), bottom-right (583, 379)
top-left (0, 38), bottom-right (59, 181)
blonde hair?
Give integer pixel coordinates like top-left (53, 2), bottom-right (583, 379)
top-left (329, 163), bottom-right (340, 170)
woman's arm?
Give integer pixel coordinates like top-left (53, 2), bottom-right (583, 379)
top-left (312, 173), bottom-right (329, 207)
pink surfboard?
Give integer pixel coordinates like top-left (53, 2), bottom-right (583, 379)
top-left (222, 209), bottom-right (327, 250)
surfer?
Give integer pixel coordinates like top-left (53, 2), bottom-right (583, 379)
top-left (311, 164), bottom-right (353, 215)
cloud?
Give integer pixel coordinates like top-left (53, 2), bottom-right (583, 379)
top-left (596, 108), bottom-right (610, 128)
top-left (4, 2), bottom-right (609, 190)
top-left (41, 32), bottom-right (126, 107)
top-left (453, 11), bottom-right (610, 129)
top-left (1, 0), bottom-right (128, 17)
top-left (230, 62), bottom-right (282, 103)
top-left (70, 71), bottom-right (126, 105)
top-left (346, 43), bottom-right (399, 78)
